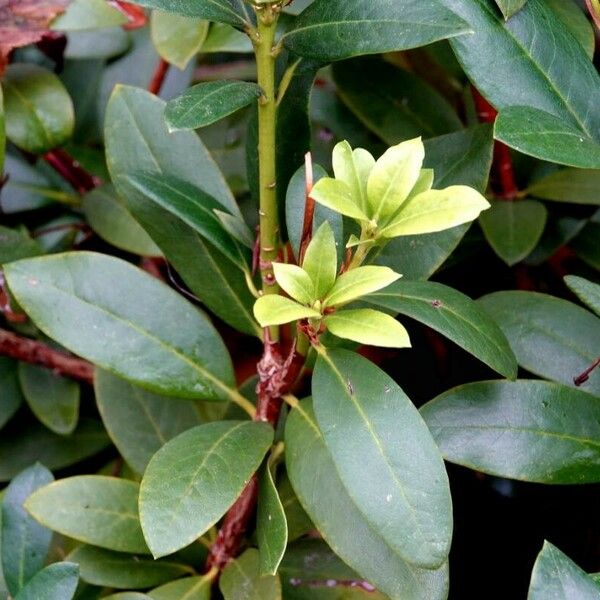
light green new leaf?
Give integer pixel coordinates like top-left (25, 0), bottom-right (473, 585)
top-left (3, 64), bottom-right (74, 154)
top-left (126, 0), bottom-right (252, 28)
top-left (285, 400), bottom-right (450, 600)
top-left (82, 185), bottom-right (161, 257)
top-left (19, 364), bottom-right (79, 436)
top-left (0, 420), bottom-right (109, 483)
top-left (52, 0), bottom-right (127, 30)
top-left (272, 263), bottom-right (315, 305)
top-left (478, 291), bottom-right (600, 395)
top-left (421, 380), bottom-right (600, 483)
top-left (6, 252), bottom-right (238, 402)
top-left (479, 199), bottom-right (547, 266)
top-left (254, 296), bottom-right (321, 328)
top-left (282, 0), bottom-right (469, 63)
top-left (301, 222), bottom-right (338, 299)
top-left (149, 575), bottom-right (211, 600)
top-left (495, 0), bottom-right (528, 19)
top-left (528, 542), bottom-right (600, 599)
top-left (313, 349), bottom-right (452, 569)
top-left (25, 476), bottom-right (148, 554)
top-left (151, 11), bottom-right (209, 70)
top-left (367, 138), bottom-right (424, 222)
top-left (139, 421), bottom-right (273, 557)
top-left (310, 178), bottom-right (368, 221)
top-left (381, 186), bottom-right (490, 238)
top-left (95, 370), bottom-right (204, 474)
top-left (119, 172), bottom-right (248, 270)
top-left (67, 546), bottom-right (191, 589)
top-left (257, 465), bottom-right (288, 576)
top-left (332, 141), bottom-right (375, 214)
top-left (365, 280), bottom-right (517, 379)
top-left (526, 169), bottom-right (600, 205)
top-left (1, 464), bottom-right (53, 596)
top-left (0, 358), bottom-right (24, 429)
top-left (14, 562), bottom-right (79, 600)
top-left (495, 106), bottom-right (600, 169)
top-left (220, 549), bottom-right (281, 600)
top-left (324, 309), bottom-right (411, 348)
top-left (565, 276), bottom-right (600, 317)
top-left (166, 81), bottom-right (262, 130)
top-left (324, 266), bottom-right (400, 307)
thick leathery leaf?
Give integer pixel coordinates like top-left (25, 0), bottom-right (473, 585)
top-left (18, 364), bottom-right (79, 435)
top-left (257, 465), bottom-right (288, 575)
top-left (25, 476), bottom-right (148, 554)
top-left (479, 199), bottom-right (547, 266)
top-left (14, 562), bottom-right (79, 600)
top-left (526, 169), bottom-right (600, 205)
top-left (365, 280), bottom-right (517, 379)
top-left (0, 358), bottom-right (24, 429)
top-left (5, 252), bottom-right (237, 402)
top-left (282, 0), bottom-right (469, 63)
top-left (52, 0), bottom-right (127, 30)
top-left (1, 464), bottom-right (53, 596)
top-left (546, 0), bottom-right (595, 59)
top-left (313, 349), bottom-right (452, 569)
top-left (285, 400), bottom-right (449, 600)
top-left (528, 542), bottom-right (600, 599)
top-left (478, 291), bottom-right (600, 395)
top-left (148, 575), bottom-right (211, 599)
top-left (495, 0), bottom-right (528, 19)
top-left (220, 549), bottom-right (281, 600)
top-left (95, 370), bottom-right (204, 474)
top-left (166, 81), bottom-right (261, 130)
top-left (67, 546), bottom-right (191, 589)
top-left (421, 380), bottom-right (600, 483)
top-left (139, 421), bottom-right (273, 557)
top-left (564, 276), bottom-right (600, 317)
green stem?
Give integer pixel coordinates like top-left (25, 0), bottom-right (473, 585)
top-left (255, 9), bottom-right (280, 299)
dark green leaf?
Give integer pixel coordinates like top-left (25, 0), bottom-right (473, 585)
top-left (126, 0), bottom-right (253, 28)
top-left (572, 222), bottom-right (600, 270)
top-left (139, 421), bottom-right (273, 557)
top-left (220, 549), bottom-right (281, 600)
top-left (95, 370), bottom-right (204, 474)
top-left (528, 541), bottom-right (600, 598)
top-left (257, 464), bottom-right (287, 575)
top-left (0, 225), bottom-right (44, 264)
top-left (3, 64), bottom-right (74, 154)
top-left (277, 474), bottom-right (313, 542)
top-left (82, 185), bottom-right (161, 257)
top-left (478, 291), bottom-right (600, 395)
top-left (526, 169), bottom-right (600, 205)
top-left (479, 199), bottom-right (547, 266)
top-left (365, 280), bottom-right (517, 378)
top-left (333, 57), bottom-right (461, 144)
top-left (282, 0), bottom-right (469, 63)
top-left (1, 155), bottom-right (54, 214)
top-left (285, 400), bottom-right (449, 600)
top-left (150, 11), bottom-right (209, 70)
top-left (495, 0), bottom-right (528, 19)
top-left (421, 380), bottom-right (600, 483)
top-left (25, 476), bottom-right (149, 554)
top-left (14, 562), bottom-right (79, 600)
top-left (313, 349), bottom-right (452, 569)
top-left (376, 125), bottom-right (494, 279)
top-left (119, 173), bottom-right (248, 269)
top-left (446, 0), bottom-right (600, 164)
top-left (5, 252), bottom-right (238, 402)
top-left (148, 575), bottom-right (211, 600)
top-left (564, 276), bottom-right (600, 317)
top-left (67, 546), bottom-right (191, 589)
top-left (546, 0), bottom-right (595, 59)
top-left (166, 81), bottom-right (261, 130)
top-left (105, 86), bottom-right (258, 337)
top-left (1, 464), bottom-right (53, 596)
top-left (495, 106), bottom-right (600, 169)
top-left (0, 419), bottom-right (109, 483)
top-left (19, 364), bottom-right (79, 436)
top-left (0, 358), bottom-right (24, 429)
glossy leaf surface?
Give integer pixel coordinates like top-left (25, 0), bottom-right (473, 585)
top-left (526, 169), bottom-right (600, 205)
top-left (564, 276), bottom-right (600, 317)
top-left (149, 575), bottom-right (211, 600)
top-left (220, 549), bottom-right (281, 600)
top-left (14, 562), bottom-right (79, 600)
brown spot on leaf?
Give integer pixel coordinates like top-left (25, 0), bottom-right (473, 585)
top-left (432, 299), bottom-right (443, 308)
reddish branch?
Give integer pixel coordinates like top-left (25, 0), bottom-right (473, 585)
top-left (298, 152), bottom-right (315, 263)
top-left (43, 148), bottom-right (100, 194)
top-left (0, 328), bottom-right (93, 384)
top-left (574, 357), bottom-right (600, 386)
top-left (148, 58), bottom-right (170, 96)
top-left (472, 87), bottom-right (519, 200)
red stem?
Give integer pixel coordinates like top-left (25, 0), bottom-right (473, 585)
top-left (298, 152), bottom-right (315, 264)
top-left (43, 149), bottom-right (100, 194)
top-left (0, 329), bottom-right (94, 384)
top-left (109, 0), bottom-right (148, 29)
top-left (472, 87), bottom-right (519, 200)
top-left (148, 59), bottom-right (170, 96)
